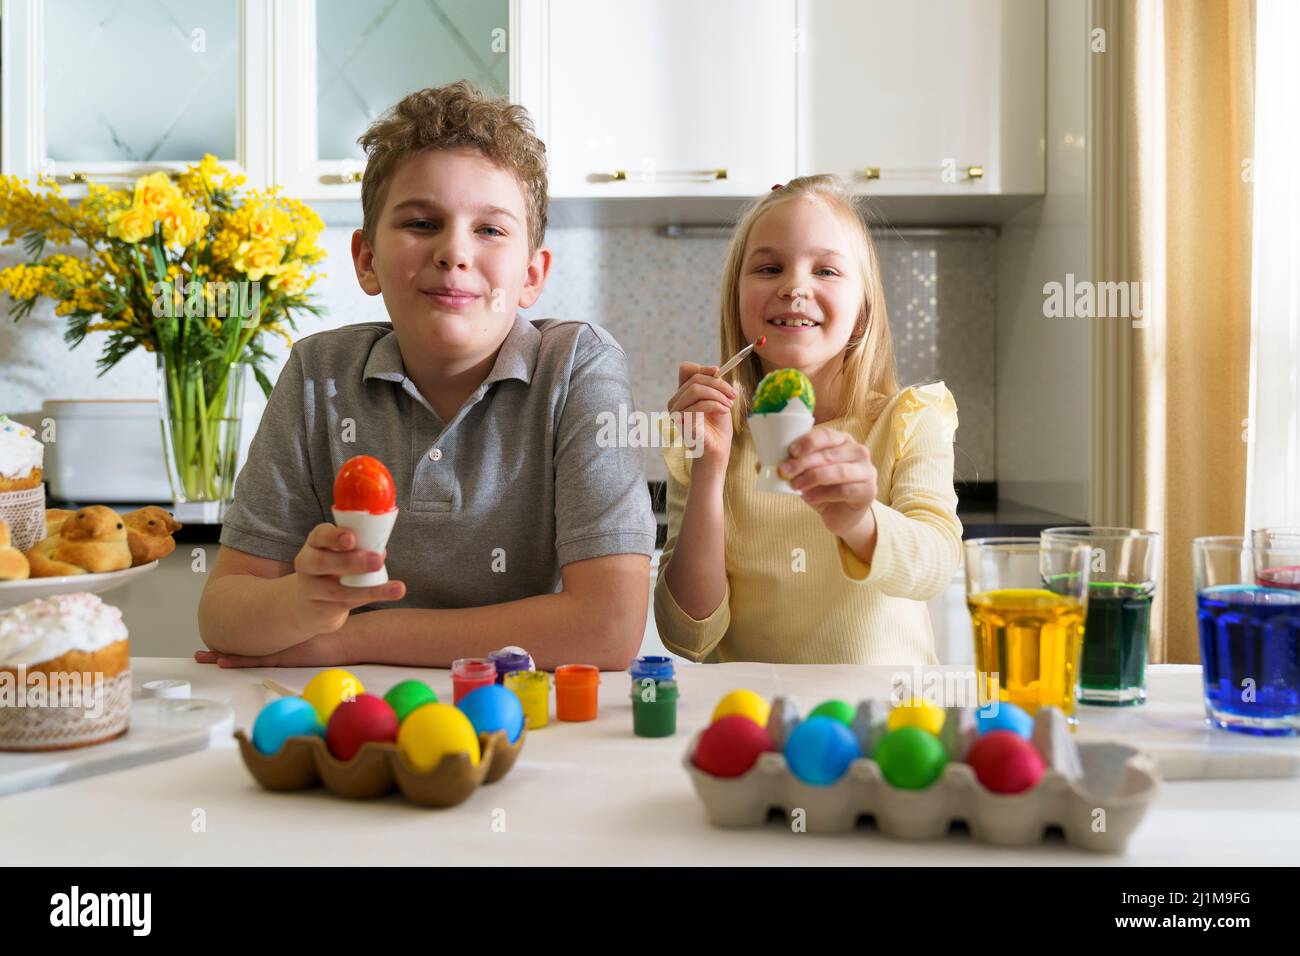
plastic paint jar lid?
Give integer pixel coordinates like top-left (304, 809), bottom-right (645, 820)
top-left (554, 664), bottom-right (600, 687)
top-left (489, 649), bottom-right (533, 678)
top-left (630, 655), bottom-right (674, 683)
top-left (451, 658), bottom-right (496, 682)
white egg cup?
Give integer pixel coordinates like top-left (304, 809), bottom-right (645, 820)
top-left (748, 402), bottom-right (815, 495)
top-left (331, 506), bottom-right (398, 587)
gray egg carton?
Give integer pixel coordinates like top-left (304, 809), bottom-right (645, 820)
top-left (683, 697), bottom-right (1161, 853)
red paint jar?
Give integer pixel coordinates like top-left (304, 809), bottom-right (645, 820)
top-left (451, 658), bottom-right (496, 705)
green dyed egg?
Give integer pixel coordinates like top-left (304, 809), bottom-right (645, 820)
top-left (751, 368), bottom-right (815, 414)
top-left (874, 727), bottom-right (949, 790)
top-left (384, 679), bottom-right (439, 723)
top-left (808, 699), bottom-right (855, 726)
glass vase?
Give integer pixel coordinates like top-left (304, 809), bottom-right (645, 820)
top-left (156, 355), bottom-right (247, 524)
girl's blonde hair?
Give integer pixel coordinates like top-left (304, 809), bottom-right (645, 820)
top-left (719, 174), bottom-right (899, 434)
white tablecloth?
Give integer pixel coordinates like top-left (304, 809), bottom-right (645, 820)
top-left (3, 660), bottom-right (1297, 865)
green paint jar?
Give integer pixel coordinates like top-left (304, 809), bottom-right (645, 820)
top-left (631, 678), bottom-right (679, 738)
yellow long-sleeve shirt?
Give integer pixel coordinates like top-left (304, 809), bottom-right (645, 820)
top-left (654, 381), bottom-right (963, 665)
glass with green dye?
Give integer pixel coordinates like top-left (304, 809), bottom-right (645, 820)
top-left (1042, 528), bottom-right (1161, 706)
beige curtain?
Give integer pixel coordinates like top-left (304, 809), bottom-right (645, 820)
top-left (1091, 0), bottom-right (1255, 663)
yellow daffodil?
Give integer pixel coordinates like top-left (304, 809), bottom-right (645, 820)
top-left (233, 238), bottom-right (284, 281)
top-left (106, 203), bottom-right (157, 243)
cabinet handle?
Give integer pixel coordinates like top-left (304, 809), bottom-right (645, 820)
top-left (54, 169), bottom-right (179, 184)
top-left (321, 170), bottom-right (364, 184)
top-left (595, 167), bottom-right (728, 183)
top-left (856, 165), bottom-right (985, 182)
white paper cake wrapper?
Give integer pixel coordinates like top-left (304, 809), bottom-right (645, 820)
top-left (0, 484), bottom-right (46, 553)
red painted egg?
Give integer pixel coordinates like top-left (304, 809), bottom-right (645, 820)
top-left (692, 714), bottom-right (774, 778)
top-left (325, 693), bottom-right (399, 761)
top-left (967, 730), bottom-right (1045, 794)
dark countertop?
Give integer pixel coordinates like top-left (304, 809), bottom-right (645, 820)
top-left (52, 481), bottom-right (1086, 550)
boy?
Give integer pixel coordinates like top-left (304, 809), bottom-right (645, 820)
top-left (196, 83), bottom-right (655, 670)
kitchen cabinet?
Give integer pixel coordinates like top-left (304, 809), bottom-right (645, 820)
top-left (1, 0), bottom-right (526, 199)
top-left (1, 0), bottom-right (271, 189)
top-left (542, 0), bottom-right (798, 199)
top-left (274, 0), bottom-right (519, 199)
top-left (796, 0), bottom-right (1045, 196)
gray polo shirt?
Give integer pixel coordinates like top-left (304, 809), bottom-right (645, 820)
top-left (219, 315), bottom-right (656, 609)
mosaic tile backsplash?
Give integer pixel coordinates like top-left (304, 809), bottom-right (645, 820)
top-left (0, 225), bottom-right (995, 484)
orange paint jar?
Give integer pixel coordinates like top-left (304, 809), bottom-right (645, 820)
top-left (554, 664), bottom-right (600, 721)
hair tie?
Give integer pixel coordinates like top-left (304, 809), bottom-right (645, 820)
top-left (771, 183), bottom-right (783, 191)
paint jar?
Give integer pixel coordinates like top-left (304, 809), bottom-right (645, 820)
top-left (451, 658), bottom-right (496, 705)
top-left (629, 655), bottom-right (674, 689)
top-left (554, 665), bottom-right (600, 721)
top-left (489, 648), bottom-right (533, 684)
top-left (631, 678), bottom-right (679, 738)
top-left (505, 669), bottom-right (551, 730)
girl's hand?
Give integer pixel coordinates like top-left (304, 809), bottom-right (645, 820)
top-left (667, 362), bottom-right (737, 469)
top-left (193, 629), bottom-right (354, 669)
top-left (780, 427), bottom-right (879, 537)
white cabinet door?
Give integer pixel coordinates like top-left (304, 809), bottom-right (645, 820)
top-left (545, 0), bottom-right (797, 198)
top-left (797, 0), bottom-right (1044, 195)
top-left (274, 0), bottom-right (518, 200)
top-left (1, 0), bottom-right (271, 190)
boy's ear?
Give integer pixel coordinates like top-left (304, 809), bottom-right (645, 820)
top-left (516, 245), bottom-right (552, 310)
top-left (351, 228), bottom-right (382, 296)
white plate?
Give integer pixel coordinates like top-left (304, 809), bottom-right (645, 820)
top-left (0, 561), bottom-right (158, 608)
top-left (0, 696), bottom-right (233, 795)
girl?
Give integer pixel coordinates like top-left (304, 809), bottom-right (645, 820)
top-left (655, 175), bottom-right (962, 665)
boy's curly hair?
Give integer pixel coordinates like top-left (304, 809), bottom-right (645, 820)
top-left (357, 81), bottom-right (548, 252)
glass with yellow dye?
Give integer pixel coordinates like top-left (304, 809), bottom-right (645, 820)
top-left (964, 537), bottom-right (1091, 725)
top-left (968, 588), bottom-right (1086, 720)
top-left (504, 670), bottom-right (551, 730)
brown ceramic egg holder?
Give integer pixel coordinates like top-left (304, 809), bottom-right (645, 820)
top-left (234, 728), bottom-right (524, 808)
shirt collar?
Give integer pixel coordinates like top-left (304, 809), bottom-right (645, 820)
top-left (362, 315), bottom-right (542, 388)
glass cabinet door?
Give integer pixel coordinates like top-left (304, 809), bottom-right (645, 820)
top-left (316, 0), bottom-right (509, 163)
top-left (276, 0), bottom-right (511, 197)
top-left (43, 0), bottom-right (239, 166)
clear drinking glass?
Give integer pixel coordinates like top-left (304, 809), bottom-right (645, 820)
top-left (1194, 535), bottom-right (1300, 736)
top-left (964, 537), bottom-right (1091, 724)
top-left (1042, 528), bottom-right (1160, 706)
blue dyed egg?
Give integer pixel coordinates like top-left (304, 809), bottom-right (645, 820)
top-left (457, 684), bottom-right (525, 743)
top-left (252, 697), bottom-right (323, 755)
top-left (975, 701), bottom-right (1034, 739)
top-left (784, 716), bottom-right (861, 786)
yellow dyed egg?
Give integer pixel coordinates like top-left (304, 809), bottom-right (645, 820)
top-left (302, 669), bottom-right (365, 725)
top-left (711, 689), bottom-right (770, 728)
top-left (397, 702), bottom-right (481, 772)
top-left (887, 697), bottom-right (946, 735)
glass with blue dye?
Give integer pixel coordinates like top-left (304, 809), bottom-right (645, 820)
top-left (1194, 536), bottom-right (1300, 736)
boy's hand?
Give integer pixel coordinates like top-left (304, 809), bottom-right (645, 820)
top-left (193, 629), bottom-right (353, 668)
top-left (288, 523), bottom-right (406, 638)
top-left (779, 427), bottom-right (879, 537)
top-left (667, 362), bottom-right (737, 468)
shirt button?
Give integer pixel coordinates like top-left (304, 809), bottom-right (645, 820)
top-left (428, 448), bottom-right (442, 461)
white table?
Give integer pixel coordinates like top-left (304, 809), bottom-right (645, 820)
top-left (3, 660), bottom-right (1297, 865)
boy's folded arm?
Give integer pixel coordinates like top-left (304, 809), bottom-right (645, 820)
top-left (837, 401), bottom-right (964, 601)
top-left (197, 545), bottom-right (308, 656)
top-left (339, 553), bottom-right (651, 671)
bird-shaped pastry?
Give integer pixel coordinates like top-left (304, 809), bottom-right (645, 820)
top-left (26, 505), bottom-right (132, 577)
top-left (121, 506), bottom-right (182, 566)
top-left (0, 519), bottom-right (31, 581)
top-left (43, 507), bottom-right (77, 540)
